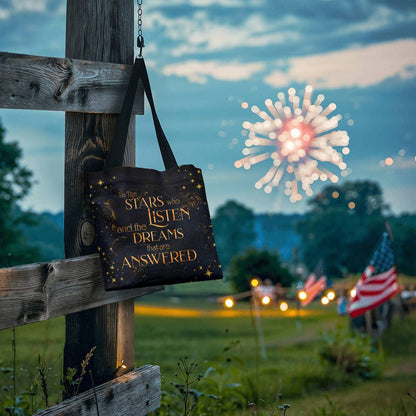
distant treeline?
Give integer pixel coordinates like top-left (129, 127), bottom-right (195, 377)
top-left (16, 189), bottom-right (416, 279)
top-left (211, 181), bottom-right (416, 278)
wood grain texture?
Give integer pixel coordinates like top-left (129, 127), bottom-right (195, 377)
top-left (64, 0), bottom-right (139, 392)
top-left (0, 52), bottom-right (144, 114)
top-left (35, 365), bottom-right (161, 416)
top-left (0, 254), bottom-right (162, 330)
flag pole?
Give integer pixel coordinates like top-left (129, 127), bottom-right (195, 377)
top-left (250, 292), bottom-right (267, 361)
top-left (385, 221), bottom-right (404, 319)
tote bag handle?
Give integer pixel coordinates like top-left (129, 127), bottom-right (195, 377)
top-left (106, 57), bottom-right (178, 170)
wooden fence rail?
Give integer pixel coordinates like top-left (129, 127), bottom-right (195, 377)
top-left (35, 365), bottom-right (161, 416)
top-left (0, 255), bottom-right (162, 330)
top-left (0, 52), bottom-right (144, 114)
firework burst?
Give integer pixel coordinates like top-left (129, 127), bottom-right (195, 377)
top-left (234, 86), bottom-right (350, 202)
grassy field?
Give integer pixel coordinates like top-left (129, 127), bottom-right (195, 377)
top-left (0, 287), bottom-right (415, 415)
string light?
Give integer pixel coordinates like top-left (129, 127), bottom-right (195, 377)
top-left (261, 295), bottom-right (271, 306)
top-left (279, 301), bottom-right (289, 312)
top-left (321, 296), bottom-right (329, 305)
top-left (298, 290), bottom-right (307, 301)
top-left (250, 278), bottom-right (260, 287)
top-left (224, 298), bottom-right (235, 308)
top-left (235, 86), bottom-right (350, 202)
top-left (326, 290), bottom-right (336, 301)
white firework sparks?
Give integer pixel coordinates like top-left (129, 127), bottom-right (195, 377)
top-left (234, 85), bottom-right (350, 203)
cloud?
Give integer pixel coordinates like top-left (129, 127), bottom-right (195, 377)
top-left (0, 7), bottom-right (11, 19)
top-left (147, 11), bottom-right (301, 56)
top-left (335, 5), bottom-right (416, 35)
top-left (264, 38), bottom-right (416, 89)
top-left (0, 0), bottom-right (50, 19)
top-left (12, 0), bottom-right (47, 12)
top-left (147, 0), bottom-right (264, 8)
top-left (162, 60), bottom-right (265, 83)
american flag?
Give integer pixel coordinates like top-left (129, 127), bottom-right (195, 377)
top-left (348, 231), bottom-right (399, 319)
top-left (301, 260), bottom-right (326, 306)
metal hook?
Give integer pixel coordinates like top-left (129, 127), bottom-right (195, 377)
top-left (137, 35), bottom-right (145, 57)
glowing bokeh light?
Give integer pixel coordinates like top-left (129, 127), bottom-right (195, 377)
top-left (321, 296), bottom-right (329, 305)
top-left (332, 191), bottom-right (339, 199)
top-left (350, 288), bottom-right (357, 298)
top-left (298, 290), bottom-right (308, 301)
top-left (235, 86), bottom-right (350, 202)
top-left (327, 290), bottom-right (336, 301)
top-left (385, 157), bottom-right (393, 166)
top-left (348, 201), bottom-right (356, 210)
top-left (279, 301), bottom-right (289, 312)
top-left (224, 298), bottom-right (235, 308)
top-left (261, 295), bottom-right (271, 306)
top-left (251, 278), bottom-right (260, 287)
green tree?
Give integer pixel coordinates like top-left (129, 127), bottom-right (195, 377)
top-left (308, 180), bottom-right (388, 217)
top-left (387, 214), bottom-right (416, 276)
top-left (297, 180), bottom-right (387, 277)
top-left (212, 200), bottom-right (256, 269)
top-left (0, 120), bottom-right (41, 266)
top-left (229, 248), bottom-right (294, 292)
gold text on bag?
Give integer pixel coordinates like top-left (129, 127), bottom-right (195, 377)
top-left (87, 57), bottom-right (222, 290)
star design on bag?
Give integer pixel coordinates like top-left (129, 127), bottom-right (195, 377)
top-left (196, 184), bottom-right (203, 189)
top-left (98, 180), bottom-right (104, 186)
top-left (205, 269), bottom-right (212, 278)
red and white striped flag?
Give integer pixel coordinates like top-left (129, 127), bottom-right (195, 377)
top-left (348, 231), bottom-right (400, 319)
top-left (303, 273), bottom-right (316, 290)
top-left (301, 260), bottom-right (326, 306)
top-left (301, 276), bottom-right (326, 306)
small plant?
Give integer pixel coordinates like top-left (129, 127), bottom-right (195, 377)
top-left (2, 355), bottom-right (53, 415)
top-left (278, 403), bottom-right (291, 416)
top-left (311, 394), bottom-right (346, 416)
top-left (62, 346), bottom-right (96, 397)
top-left (196, 340), bottom-right (247, 415)
top-left (318, 326), bottom-right (381, 380)
top-left (37, 355), bottom-right (49, 408)
top-left (158, 356), bottom-right (203, 416)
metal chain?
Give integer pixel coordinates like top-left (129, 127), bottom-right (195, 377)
top-left (137, 0), bottom-right (144, 56)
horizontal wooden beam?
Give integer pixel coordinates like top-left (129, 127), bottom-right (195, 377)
top-left (35, 365), bottom-right (161, 416)
top-left (0, 52), bottom-right (144, 114)
top-left (0, 254), bottom-right (162, 330)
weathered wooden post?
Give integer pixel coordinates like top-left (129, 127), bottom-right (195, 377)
top-left (64, 0), bottom-right (136, 391)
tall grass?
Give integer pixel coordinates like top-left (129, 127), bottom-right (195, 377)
top-left (0, 299), bottom-right (415, 415)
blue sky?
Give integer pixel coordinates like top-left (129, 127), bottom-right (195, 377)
top-left (0, 0), bottom-right (415, 215)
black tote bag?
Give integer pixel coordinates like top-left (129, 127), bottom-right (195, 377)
top-left (87, 57), bottom-right (223, 290)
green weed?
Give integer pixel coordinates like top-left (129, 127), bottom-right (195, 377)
top-left (318, 326), bottom-right (381, 380)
